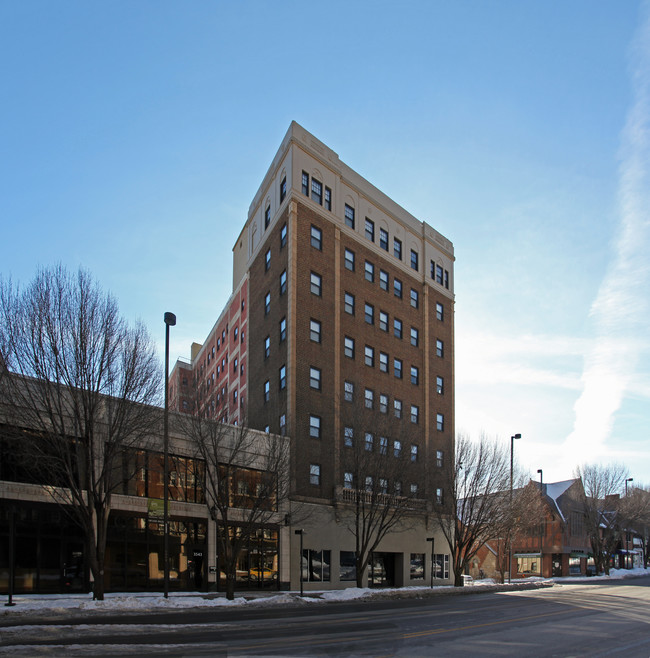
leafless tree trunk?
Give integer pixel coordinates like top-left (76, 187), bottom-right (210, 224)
top-left (174, 395), bottom-right (290, 600)
top-left (432, 433), bottom-right (516, 586)
top-left (335, 403), bottom-right (420, 588)
top-left (574, 463), bottom-right (629, 575)
top-left (0, 266), bottom-right (161, 600)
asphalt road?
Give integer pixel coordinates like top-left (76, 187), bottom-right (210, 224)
top-left (2, 578), bottom-right (650, 656)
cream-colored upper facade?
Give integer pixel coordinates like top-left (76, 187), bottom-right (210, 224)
top-left (232, 121), bottom-right (454, 298)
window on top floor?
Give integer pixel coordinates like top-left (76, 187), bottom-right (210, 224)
top-left (302, 171), bottom-right (309, 196)
top-left (411, 249), bottom-right (419, 271)
top-left (265, 205), bottom-right (271, 229)
top-left (311, 178), bottom-right (323, 205)
top-left (394, 237), bottom-right (402, 260)
top-left (280, 176), bottom-right (287, 203)
top-left (365, 218), bottom-right (375, 242)
top-left (325, 186), bottom-right (332, 211)
top-left (344, 204), bottom-right (355, 229)
top-left (379, 228), bottom-right (388, 251)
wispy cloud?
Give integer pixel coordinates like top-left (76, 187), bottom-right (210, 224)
top-left (564, 2), bottom-right (650, 459)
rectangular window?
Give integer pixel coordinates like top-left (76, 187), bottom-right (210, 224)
top-left (411, 249), bottom-right (418, 271)
top-left (264, 335), bottom-right (270, 358)
top-left (436, 488), bottom-right (444, 505)
top-left (379, 393), bottom-right (388, 413)
top-left (364, 388), bottom-right (374, 409)
top-left (380, 436), bottom-right (388, 455)
top-left (410, 554), bottom-right (425, 580)
top-left (393, 439), bottom-right (402, 457)
top-left (310, 319), bottom-right (321, 343)
top-left (365, 217), bottom-right (375, 242)
top-left (279, 270), bottom-right (287, 295)
top-left (365, 261), bottom-right (374, 282)
top-left (265, 248), bottom-right (271, 270)
top-left (279, 365), bottom-right (286, 390)
top-left (279, 414), bottom-right (286, 436)
top-left (310, 366), bottom-right (322, 390)
top-left (411, 327), bottom-right (419, 347)
top-left (302, 171), bottom-right (309, 196)
top-left (311, 178), bottom-right (323, 205)
top-left (364, 303), bottom-right (374, 325)
top-left (344, 336), bottom-right (355, 359)
top-left (411, 365), bottom-right (419, 385)
top-left (436, 302), bottom-right (444, 321)
top-left (281, 223), bottom-right (287, 248)
top-left (379, 352), bottom-right (388, 373)
top-left (436, 450), bottom-right (444, 468)
top-left (437, 413), bottom-right (444, 431)
top-left (379, 269), bottom-right (389, 291)
top-left (394, 278), bottom-right (402, 299)
top-left (365, 345), bottom-right (374, 367)
top-left (394, 238), bottom-right (402, 260)
top-left (379, 228), bottom-right (388, 251)
top-left (311, 225), bottom-right (322, 250)
top-left (344, 426), bottom-right (354, 447)
top-left (444, 270), bottom-right (449, 289)
top-left (394, 358), bottom-right (402, 379)
top-left (309, 464), bottom-right (320, 486)
top-left (344, 204), bottom-right (355, 229)
top-left (379, 311), bottom-right (388, 332)
top-left (410, 288), bottom-right (419, 308)
top-left (365, 432), bottom-right (374, 451)
top-left (310, 271), bottom-right (322, 296)
top-left (394, 399), bottom-right (402, 418)
top-left (264, 292), bottom-right (271, 315)
top-left (433, 554), bottom-right (450, 580)
top-left (344, 292), bottom-right (355, 315)
top-left (344, 472), bottom-right (353, 489)
top-left (410, 405), bottom-right (419, 424)
top-left (340, 551), bottom-right (356, 581)
top-left (344, 248), bottom-right (355, 271)
top-left (344, 380), bottom-right (354, 402)
top-left (436, 339), bottom-right (444, 357)
top-left (309, 415), bottom-right (321, 438)
top-left (265, 205), bottom-right (271, 229)
top-left (436, 376), bottom-right (444, 394)
top-left (365, 476), bottom-right (374, 492)
top-left (394, 481), bottom-right (402, 496)
top-left (279, 317), bottom-right (287, 342)
top-left (263, 380), bottom-right (270, 403)
top-left (410, 483), bottom-right (418, 496)
top-left (435, 263), bottom-right (444, 285)
top-left (324, 186), bottom-right (332, 211)
top-left (394, 318), bottom-right (402, 339)
top-left (411, 445), bottom-right (418, 462)
top-left (280, 176), bottom-right (287, 203)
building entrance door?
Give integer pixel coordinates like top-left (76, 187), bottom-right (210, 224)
top-left (552, 553), bottom-right (562, 577)
top-left (63, 541), bottom-right (86, 591)
top-left (369, 553), bottom-right (395, 587)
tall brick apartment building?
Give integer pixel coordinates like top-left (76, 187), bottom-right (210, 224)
top-left (170, 122), bottom-right (455, 590)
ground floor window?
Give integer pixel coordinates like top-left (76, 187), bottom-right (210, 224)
top-left (410, 553), bottom-right (425, 580)
top-left (339, 551), bottom-right (356, 581)
top-left (302, 549), bottom-right (331, 582)
top-left (516, 554), bottom-right (541, 576)
top-left (433, 553), bottom-right (450, 579)
top-left (217, 525), bottom-right (279, 590)
top-left (569, 557), bottom-right (581, 575)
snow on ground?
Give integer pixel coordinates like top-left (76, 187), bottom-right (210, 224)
top-left (1, 567), bottom-right (647, 617)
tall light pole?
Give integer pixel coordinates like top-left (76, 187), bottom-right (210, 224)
top-left (625, 477), bottom-right (633, 496)
top-left (537, 469), bottom-right (543, 577)
top-left (295, 529), bottom-right (305, 596)
top-left (508, 434), bottom-right (522, 583)
top-left (163, 311), bottom-right (176, 599)
top-left (426, 537), bottom-right (435, 589)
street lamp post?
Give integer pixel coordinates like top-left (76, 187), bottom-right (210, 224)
top-left (508, 434), bottom-right (522, 584)
top-left (537, 469), bottom-right (543, 577)
top-left (163, 311), bottom-right (176, 599)
top-left (625, 477), bottom-right (633, 496)
top-left (295, 529), bottom-right (305, 597)
top-left (426, 537), bottom-right (435, 589)
top-left (624, 477), bottom-right (634, 569)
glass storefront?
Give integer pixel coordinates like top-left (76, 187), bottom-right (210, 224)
top-left (217, 526), bottom-right (279, 590)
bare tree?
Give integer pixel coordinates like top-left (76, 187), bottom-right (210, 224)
top-left (335, 402), bottom-right (421, 588)
top-left (432, 433), bottom-right (515, 586)
top-left (0, 265), bottom-right (161, 600)
top-left (575, 463), bottom-right (629, 575)
top-left (174, 394), bottom-right (290, 600)
top-left (619, 483), bottom-right (650, 568)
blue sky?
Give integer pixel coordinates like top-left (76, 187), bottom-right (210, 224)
top-left (1, 1), bottom-right (649, 485)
